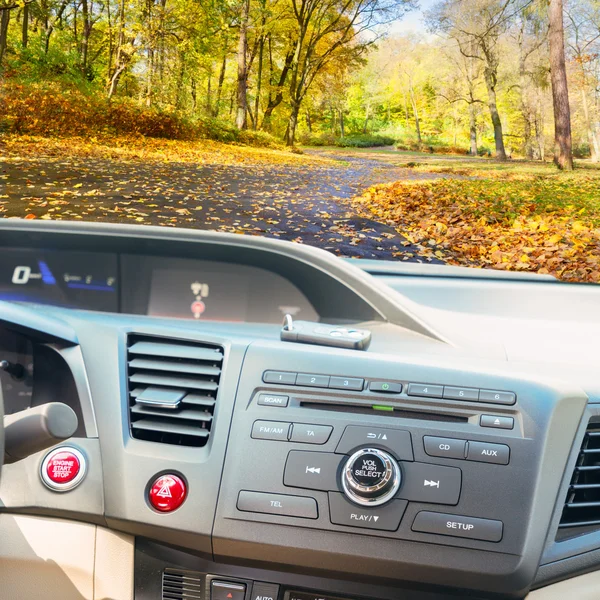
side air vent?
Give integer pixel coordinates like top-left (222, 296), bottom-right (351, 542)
top-left (127, 335), bottom-right (223, 447)
top-left (162, 569), bottom-right (202, 600)
top-left (559, 423), bottom-right (600, 529)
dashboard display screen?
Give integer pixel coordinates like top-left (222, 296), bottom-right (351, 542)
top-left (144, 258), bottom-right (318, 323)
top-left (0, 249), bottom-right (119, 312)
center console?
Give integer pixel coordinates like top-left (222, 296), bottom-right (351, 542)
top-left (210, 340), bottom-right (586, 599)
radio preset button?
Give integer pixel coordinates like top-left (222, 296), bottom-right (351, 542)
top-left (329, 377), bottom-right (364, 391)
top-left (423, 436), bottom-right (467, 460)
top-left (467, 441), bottom-right (510, 465)
top-left (479, 390), bottom-right (516, 405)
top-left (296, 373), bottom-right (330, 388)
top-left (412, 511), bottom-right (503, 542)
top-left (407, 384), bottom-right (444, 398)
top-left (262, 371), bottom-right (297, 385)
top-left (443, 386), bottom-right (479, 401)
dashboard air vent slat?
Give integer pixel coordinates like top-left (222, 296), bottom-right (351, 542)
top-left (162, 569), bottom-right (203, 600)
top-left (559, 423), bottom-right (600, 529)
top-left (127, 335), bottom-right (223, 447)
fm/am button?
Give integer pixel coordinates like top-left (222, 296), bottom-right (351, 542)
top-left (251, 420), bottom-right (290, 441)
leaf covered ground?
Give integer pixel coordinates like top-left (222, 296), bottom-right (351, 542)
top-left (350, 156), bottom-right (600, 282)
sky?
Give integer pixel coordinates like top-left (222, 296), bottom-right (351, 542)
top-left (390, 0), bottom-right (437, 35)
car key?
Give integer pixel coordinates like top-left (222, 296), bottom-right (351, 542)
top-left (281, 316), bottom-right (371, 350)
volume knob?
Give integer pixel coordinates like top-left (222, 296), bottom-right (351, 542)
top-left (341, 448), bottom-right (401, 507)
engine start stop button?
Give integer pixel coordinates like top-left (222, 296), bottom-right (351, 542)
top-left (41, 447), bottom-right (87, 492)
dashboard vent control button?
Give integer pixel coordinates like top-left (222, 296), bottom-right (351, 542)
top-left (336, 425), bottom-right (414, 461)
top-left (40, 447), bottom-right (87, 492)
top-left (479, 390), bottom-right (516, 405)
top-left (290, 423), bottom-right (332, 444)
top-left (296, 373), bottom-right (330, 388)
top-left (251, 582), bottom-right (280, 600)
top-left (443, 386), bottom-right (479, 401)
top-left (237, 491), bottom-right (318, 519)
top-left (398, 462), bottom-right (462, 505)
top-left (148, 474), bottom-right (187, 512)
top-left (263, 371), bottom-right (297, 385)
top-left (329, 491), bottom-right (407, 531)
top-left (412, 511), bottom-right (503, 542)
top-left (257, 393), bottom-right (289, 407)
top-left (284, 451), bottom-right (341, 491)
top-left (342, 448), bottom-right (401, 506)
top-left (211, 581), bottom-right (247, 600)
top-left (480, 415), bottom-right (514, 430)
top-left (251, 420), bottom-right (291, 441)
top-left (369, 381), bottom-right (402, 394)
top-left (407, 384), bottom-right (443, 398)
top-left (329, 376), bottom-right (364, 391)
top-left (466, 441), bottom-right (510, 465)
top-left (423, 436), bottom-right (467, 460)
top-left (127, 335), bottom-right (223, 447)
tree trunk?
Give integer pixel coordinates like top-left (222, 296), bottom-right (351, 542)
top-left (535, 96), bottom-right (545, 161)
top-left (581, 89), bottom-right (600, 162)
top-left (235, 0), bottom-right (250, 130)
top-left (483, 67), bottom-right (507, 160)
top-left (285, 101), bottom-right (300, 146)
top-left (305, 111), bottom-right (312, 133)
top-left (549, 0), bottom-right (573, 170)
top-left (253, 36), bottom-right (264, 130)
top-left (0, 9), bottom-right (9, 65)
top-left (362, 100), bottom-right (370, 134)
top-left (408, 86), bottom-right (421, 143)
top-left (22, 2), bottom-right (28, 47)
top-left (262, 49), bottom-right (293, 130)
top-left (80, 0), bottom-right (90, 76)
top-left (339, 109), bottom-right (344, 138)
top-left (469, 102), bottom-right (478, 155)
top-left (213, 49), bottom-right (227, 117)
top-left (206, 69), bottom-right (212, 115)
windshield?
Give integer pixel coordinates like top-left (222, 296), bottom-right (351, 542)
top-left (1, 0), bottom-right (598, 283)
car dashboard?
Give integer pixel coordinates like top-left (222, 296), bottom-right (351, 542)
top-left (1, 220), bottom-right (600, 600)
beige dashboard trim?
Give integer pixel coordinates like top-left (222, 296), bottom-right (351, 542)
top-left (0, 514), bottom-right (133, 600)
top-left (528, 571), bottom-right (600, 599)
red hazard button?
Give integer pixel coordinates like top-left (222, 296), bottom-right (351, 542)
top-left (41, 447), bottom-right (87, 492)
top-left (148, 474), bottom-right (187, 512)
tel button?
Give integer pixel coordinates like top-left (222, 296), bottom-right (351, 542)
top-left (467, 441), bottom-right (510, 465)
top-left (423, 436), bottom-right (466, 460)
top-left (148, 474), bottom-right (187, 512)
top-left (412, 511), bottom-right (503, 542)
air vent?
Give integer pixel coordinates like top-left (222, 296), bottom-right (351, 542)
top-left (127, 335), bottom-right (223, 447)
top-left (559, 423), bottom-right (600, 529)
top-left (162, 569), bottom-right (202, 600)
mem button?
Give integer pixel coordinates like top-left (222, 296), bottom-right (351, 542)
top-left (237, 491), bottom-right (318, 519)
top-left (412, 511), bottom-right (503, 542)
top-left (251, 420), bottom-right (290, 441)
top-left (212, 581), bottom-right (246, 600)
